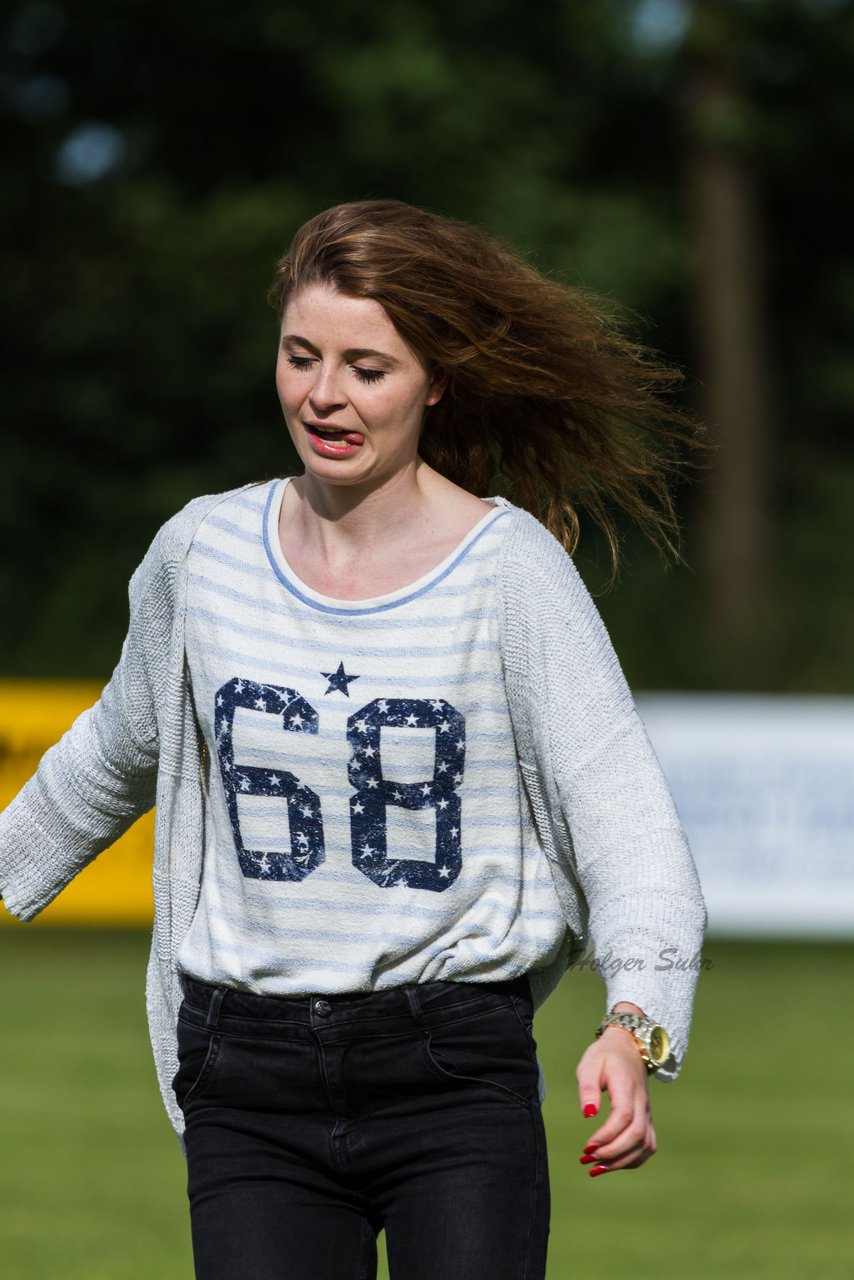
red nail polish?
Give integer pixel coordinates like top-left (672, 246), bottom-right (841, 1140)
top-left (583, 1103), bottom-right (598, 1118)
top-left (579, 1155), bottom-right (597, 1165)
top-left (589, 1164), bottom-right (608, 1177)
top-left (583, 1143), bottom-right (599, 1154)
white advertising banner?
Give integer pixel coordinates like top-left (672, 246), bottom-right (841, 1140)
top-left (635, 695), bottom-right (854, 937)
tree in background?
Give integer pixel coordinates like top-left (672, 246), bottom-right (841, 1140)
top-left (2, 0), bottom-right (852, 690)
top-left (684, 0), bottom-right (776, 679)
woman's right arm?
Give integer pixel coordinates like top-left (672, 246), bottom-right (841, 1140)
top-left (0, 534), bottom-right (175, 921)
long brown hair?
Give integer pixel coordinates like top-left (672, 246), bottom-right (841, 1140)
top-left (269, 199), bottom-right (702, 569)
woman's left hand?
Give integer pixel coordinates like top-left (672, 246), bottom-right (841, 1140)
top-left (575, 1023), bottom-right (656, 1177)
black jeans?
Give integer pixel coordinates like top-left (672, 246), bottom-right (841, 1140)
top-left (174, 975), bottom-right (550, 1280)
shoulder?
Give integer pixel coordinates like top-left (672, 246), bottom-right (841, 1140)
top-left (129, 482), bottom-right (268, 602)
top-left (491, 498), bottom-right (622, 673)
top-left (490, 497), bottom-right (587, 600)
top-left (156, 482), bottom-right (269, 560)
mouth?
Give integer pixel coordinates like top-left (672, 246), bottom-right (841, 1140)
top-left (304, 422), bottom-right (365, 457)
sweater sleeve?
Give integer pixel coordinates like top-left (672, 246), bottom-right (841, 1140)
top-left (500, 512), bottom-right (707, 1079)
top-left (0, 531), bottom-right (176, 922)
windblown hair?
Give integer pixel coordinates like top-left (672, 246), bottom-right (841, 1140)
top-left (269, 199), bottom-right (702, 569)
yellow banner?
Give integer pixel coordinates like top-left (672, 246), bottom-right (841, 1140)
top-left (0, 680), bottom-right (154, 926)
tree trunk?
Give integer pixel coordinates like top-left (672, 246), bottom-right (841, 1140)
top-left (684, 5), bottom-right (775, 684)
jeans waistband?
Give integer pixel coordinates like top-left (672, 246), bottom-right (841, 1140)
top-left (179, 973), bottom-right (532, 1035)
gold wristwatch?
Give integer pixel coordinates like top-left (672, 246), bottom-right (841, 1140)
top-left (596, 1011), bottom-right (671, 1074)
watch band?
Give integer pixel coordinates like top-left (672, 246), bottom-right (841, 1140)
top-left (596, 1011), bottom-right (671, 1073)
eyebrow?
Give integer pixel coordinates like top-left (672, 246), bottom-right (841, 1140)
top-left (281, 334), bottom-right (401, 367)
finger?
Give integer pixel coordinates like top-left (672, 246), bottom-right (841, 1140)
top-left (582, 1068), bottom-right (640, 1147)
top-left (575, 1060), bottom-right (603, 1121)
top-left (586, 1142), bottom-right (655, 1175)
top-left (586, 1119), bottom-right (657, 1175)
top-left (589, 1087), bottom-right (652, 1156)
top-left (581, 1072), bottom-right (652, 1160)
top-left (576, 1047), bottom-right (638, 1132)
top-left (583, 1099), bottom-right (634, 1151)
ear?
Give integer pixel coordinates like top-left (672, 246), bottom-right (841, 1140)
top-left (425, 368), bottom-right (449, 407)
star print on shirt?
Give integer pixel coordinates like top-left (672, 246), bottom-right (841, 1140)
top-left (321, 661), bottom-right (360, 697)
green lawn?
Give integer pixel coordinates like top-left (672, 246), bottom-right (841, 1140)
top-left (0, 932), bottom-right (851, 1279)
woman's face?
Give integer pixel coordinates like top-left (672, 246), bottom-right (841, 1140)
top-left (276, 284), bottom-right (446, 488)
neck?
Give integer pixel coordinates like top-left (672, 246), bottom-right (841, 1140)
top-left (289, 461), bottom-right (436, 556)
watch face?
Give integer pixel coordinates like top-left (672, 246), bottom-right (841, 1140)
top-left (649, 1026), bottom-right (670, 1065)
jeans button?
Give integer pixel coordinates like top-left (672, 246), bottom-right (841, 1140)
top-left (314, 999), bottom-right (332, 1018)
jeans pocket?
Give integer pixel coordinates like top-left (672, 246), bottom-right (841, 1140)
top-left (172, 1015), bottom-right (222, 1111)
top-left (422, 1001), bottom-right (539, 1108)
top-left (508, 984), bottom-right (535, 1031)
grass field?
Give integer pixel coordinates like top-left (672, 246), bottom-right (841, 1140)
top-left (0, 932), bottom-right (852, 1279)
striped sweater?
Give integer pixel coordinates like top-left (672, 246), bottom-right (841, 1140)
top-left (0, 481), bottom-right (707, 1141)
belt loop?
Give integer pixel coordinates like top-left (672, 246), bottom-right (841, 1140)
top-left (404, 984), bottom-right (424, 1027)
top-left (206, 986), bottom-right (226, 1029)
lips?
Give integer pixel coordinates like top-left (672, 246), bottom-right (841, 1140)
top-left (305, 423), bottom-right (365, 446)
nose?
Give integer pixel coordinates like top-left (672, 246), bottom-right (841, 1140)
top-left (308, 363), bottom-right (346, 415)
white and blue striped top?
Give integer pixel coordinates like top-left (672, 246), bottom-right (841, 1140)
top-left (177, 477), bottom-right (566, 995)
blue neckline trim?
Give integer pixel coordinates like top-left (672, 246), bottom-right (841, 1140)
top-left (261, 479), bottom-right (509, 616)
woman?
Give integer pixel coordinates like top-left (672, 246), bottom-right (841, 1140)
top-left (0, 200), bottom-right (706, 1280)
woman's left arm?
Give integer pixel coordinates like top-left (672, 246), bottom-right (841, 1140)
top-left (499, 513), bottom-right (708, 1168)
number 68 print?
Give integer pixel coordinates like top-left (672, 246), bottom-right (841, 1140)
top-left (214, 678), bottom-right (466, 892)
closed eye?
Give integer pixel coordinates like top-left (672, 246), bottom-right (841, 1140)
top-left (285, 354), bottom-right (385, 385)
top-left (286, 354), bottom-right (314, 373)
